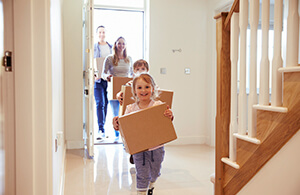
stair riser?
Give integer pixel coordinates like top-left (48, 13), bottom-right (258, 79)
top-left (236, 139), bottom-right (259, 166)
top-left (256, 111), bottom-right (286, 141)
top-left (283, 72), bottom-right (300, 108)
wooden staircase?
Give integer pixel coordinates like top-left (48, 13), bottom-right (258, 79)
top-left (214, 0), bottom-right (300, 194)
top-left (223, 71), bottom-right (300, 195)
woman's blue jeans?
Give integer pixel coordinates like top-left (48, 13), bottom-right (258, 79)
top-left (109, 99), bottom-right (120, 137)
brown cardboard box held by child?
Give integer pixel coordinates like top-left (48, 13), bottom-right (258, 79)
top-left (118, 103), bottom-right (177, 155)
top-left (108, 77), bottom-right (132, 100)
top-left (118, 85), bottom-right (174, 116)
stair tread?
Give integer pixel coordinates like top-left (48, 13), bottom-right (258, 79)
top-left (221, 157), bottom-right (240, 169)
top-left (253, 104), bottom-right (288, 113)
top-left (278, 66), bottom-right (300, 72)
top-left (233, 133), bottom-right (261, 144)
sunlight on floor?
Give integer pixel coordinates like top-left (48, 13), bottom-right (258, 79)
top-left (64, 144), bottom-right (215, 195)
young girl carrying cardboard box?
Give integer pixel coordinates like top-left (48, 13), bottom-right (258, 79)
top-left (113, 73), bottom-right (173, 195)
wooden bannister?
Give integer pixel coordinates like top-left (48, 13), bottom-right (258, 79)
top-left (214, 12), bottom-right (231, 195)
top-left (214, 1), bottom-right (239, 194)
top-left (224, 0), bottom-right (239, 31)
top-left (214, 0), bottom-right (300, 194)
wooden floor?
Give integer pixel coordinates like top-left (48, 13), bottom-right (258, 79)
top-left (64, 144), bottom-right (215, 195)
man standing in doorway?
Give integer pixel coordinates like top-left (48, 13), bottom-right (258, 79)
top-left (94, 25), bottom-right (112, 141)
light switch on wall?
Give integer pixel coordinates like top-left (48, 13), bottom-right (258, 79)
top-left (185, 68), bottom-right (191, 75)
top-left (160, 68), bottom-right (166, 74)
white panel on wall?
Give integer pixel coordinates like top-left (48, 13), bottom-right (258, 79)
top-left (149, 0), bottom-right (212, 145)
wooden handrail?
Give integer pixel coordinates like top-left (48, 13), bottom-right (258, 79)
top-left (213, 2), bottom-right (240, 195)
top-left (214, 12), bottom-right (231, 195)
top-left (224, 0), bottom-right (240, 31)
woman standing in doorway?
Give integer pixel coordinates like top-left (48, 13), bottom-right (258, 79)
top-left (103, 36), bottom-right (133, 142)
top-left (94, 25), bottom-right (112, 141)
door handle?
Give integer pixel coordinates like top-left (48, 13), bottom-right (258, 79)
top-left (2, 51), bottom-right (12, 72)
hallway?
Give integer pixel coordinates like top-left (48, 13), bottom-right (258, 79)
top-left (64, 144), bottom-right (215, 195)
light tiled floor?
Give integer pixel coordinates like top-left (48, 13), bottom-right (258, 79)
top-left (64, 144), bottom-right (215, 195)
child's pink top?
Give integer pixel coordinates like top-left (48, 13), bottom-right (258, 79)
top-left (124, 100), bottom-right (164, 151)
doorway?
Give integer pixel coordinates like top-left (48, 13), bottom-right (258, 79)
top-left (0, 0), bottom-right (15, 194)
top-left (0, 2), bottom-right (4, 194)
top-left (92, 6), bottom-right (145, 144)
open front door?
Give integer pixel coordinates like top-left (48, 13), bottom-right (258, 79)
top-left (83, 0), bottom-right (95, 158)
top-left (0, 0), bottom-right (16, 193)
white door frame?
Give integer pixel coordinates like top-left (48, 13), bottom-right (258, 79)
top-left (83, 0), bottom-right (95, 158)
top-left (14, 0), bottom-right (53, 194)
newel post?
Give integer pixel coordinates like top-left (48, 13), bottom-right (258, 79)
top-left (214, 12), bottom-right (231, 195)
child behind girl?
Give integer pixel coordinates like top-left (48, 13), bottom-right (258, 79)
top-left (116, 59), bottom-right (149, 105)
top-left (114, 73), bottom-right (174, 195)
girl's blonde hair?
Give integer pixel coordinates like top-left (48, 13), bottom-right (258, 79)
top-left (112, 36), bottom-right (130, 65)
top-left (131, 73), bottom-right (159, 102)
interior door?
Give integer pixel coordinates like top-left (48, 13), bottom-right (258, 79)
top-left (83, 0), bottom-right (95, 158)
top-left (0, 2), bottom-right (4, 194)
top-left (0, 0), bottom-right (16, 194)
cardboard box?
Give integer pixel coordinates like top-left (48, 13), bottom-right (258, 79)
top-left (118, 85), bottom-right (174, 116)
top-left (94, 57), bottom-right (105, 79)
top-left (108, 77), bottom-right (132, 100)
top-left (118, 103), bottom-right (177, 155)
top-left (157, 89), bottom-right (174, 108)
top-left (118, 85), bottom-right (135, 116)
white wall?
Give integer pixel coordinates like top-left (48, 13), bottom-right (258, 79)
top-left (148, 0), bottom-right (237, 147)
top-left (50, 0), bottom-right (65, 194)
top-left (238, 130), bottom-right (300, 195)
top-left (149, 0), bottom-right (216, 145)
top-left (63, 0), bottom-right (84, 149)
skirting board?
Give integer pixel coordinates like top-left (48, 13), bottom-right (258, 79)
top-left (167, 136), bottom-right (208, 145)
top-left (66, 140), bottom-right (84, 149)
